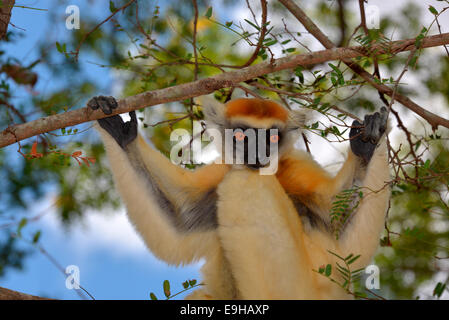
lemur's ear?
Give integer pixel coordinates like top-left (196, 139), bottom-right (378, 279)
top-left (197, 95), bottom-right (226, 127)
top-left (287, 108), bottom-right (311, 131)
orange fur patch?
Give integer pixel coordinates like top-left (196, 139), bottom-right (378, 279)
top-left (276, 157), bottom-right (332, 198)
top-left (225, 98), bottom-right (288, 122)
top-left (193, 164), bottom-right (231, 192)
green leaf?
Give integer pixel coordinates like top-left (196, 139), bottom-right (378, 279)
top-left (56, 42), bottom-right (63, 53)
top-left (205, 7), bottom-right (213, 19)
top-left (330, 76), bottom-right (337, 86)
top-left (17, 218), bottom-right (28, 237)
top-left (336, 263), bottom-right (350, 277)
top-left (328, 63), bottom-right (344, 85)
top-left (32, 231), bottom-right (41, 244)
top-left (325, 264), bottom-right (332, 277)
top-left (294, 67), bottom-right (304, 84)
top-left (264, 39), bottom-right (277, 46)
top-left (327, 250), bottom-right (345, 260)
top-left (433, 282), bottom-right (446, 298)
top-left (109, 1), bottom-right (117, 13)
top-left (351, 267), bottom-right (366, 274)
top-left (189, 279), bottom-right (197, 286)
top-left (163, 280), bottom-right (171, 298)
top-left (244, 19), bottom-right (260, 31)
top-left (347, 254), bottom-right (361, 265)
top-left (149, 292), bottom-right (158, 300)
top-left (428, 5), bottom-right (438, 15)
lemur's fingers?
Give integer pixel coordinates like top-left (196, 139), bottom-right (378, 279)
top-left (350, 107), bottom-right (389, 163)
top-left (365, 112), bottom-right (380, 144)
top-left (362, 114), bottom-right (371, 142)
top-left (129, 110), bottom-right (137, 124)
top-left (87, 96), bottom-right (118, 115)
top-left (87, 98), bottom-right (99, 110)
top-left (350, 118), bottom-right (376, 164)
top-left (379, 107), bottom-right (388, 133)
top-left (349, 120), bottom-right (363, 139)
top-left (364, 108), bottom-right (388, 144)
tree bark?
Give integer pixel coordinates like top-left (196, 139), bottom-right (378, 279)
top-left (1, 32), bottom-right (449, 148)
top-left (0, 286), bottom-right (52, 300)
top-left (0, 0), bottom-right (15, 39)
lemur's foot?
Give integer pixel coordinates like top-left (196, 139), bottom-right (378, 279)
top-left (87, 95), bottom-right (137, 149)
top-left (350, 107), bottom-right (388, 163)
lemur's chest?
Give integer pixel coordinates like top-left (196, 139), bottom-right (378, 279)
top-left (215, 168), bottom-right (324, 233)
top-left (215, 169), bottom-right (301, 231)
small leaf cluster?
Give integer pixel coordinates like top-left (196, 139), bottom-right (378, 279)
top-left (330, 187), bottom-right (363, 239)
top-left (150, 279), bottom-right (200, 300)
top-left (315, 251), bottom-right (370, 298)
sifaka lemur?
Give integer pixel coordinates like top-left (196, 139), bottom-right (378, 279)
top-left (88, 95), bottom-right (390, 299)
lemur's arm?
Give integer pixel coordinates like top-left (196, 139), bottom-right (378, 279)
top-left (278, 108), bottom-right (390, 267)
top-left (89, 96), bottom-right (228, 265)
top-left (337, 109), bottom-right (390, 268)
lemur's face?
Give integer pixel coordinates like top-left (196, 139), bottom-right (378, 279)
top-left (227, 121), bottom-right (285, 170)
top-left (203, 97), bottom-right (308, 170)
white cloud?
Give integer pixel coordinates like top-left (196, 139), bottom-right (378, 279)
top-left (37, 198), bottom-right (149, 258)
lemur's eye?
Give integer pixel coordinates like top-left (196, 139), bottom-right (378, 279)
top-left (270, 134), bottom-right (279, 143)
top-left (234, 131), bottom-right (245, 141)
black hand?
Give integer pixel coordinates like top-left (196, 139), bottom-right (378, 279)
top-left (350, 107), bottom-right (388, 163)
top-left (87, 95), bottom-right (118, 115)
top-left (87, 95), bottom-right (137, 149)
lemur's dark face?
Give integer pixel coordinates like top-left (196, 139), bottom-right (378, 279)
top-left (229, 124), bottom-right (283, 169)
top-left (202, 97), bottom-right (307, 171)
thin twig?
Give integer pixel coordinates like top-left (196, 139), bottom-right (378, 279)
top-left (72, 0), bottom-right (137, 61)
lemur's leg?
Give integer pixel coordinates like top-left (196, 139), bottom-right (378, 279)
top-left (88, 96), bottom-right (225, 265)
top-left (337, 107), bottom-right (390, 268)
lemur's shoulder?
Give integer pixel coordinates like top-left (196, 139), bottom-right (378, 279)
top-left (276, 148), bottom-right (333, 198)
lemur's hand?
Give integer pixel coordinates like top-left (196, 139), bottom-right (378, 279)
top-left (349, 107), bottom-right (388, 163)
top-left (87, 96), bottom-right (137, 149)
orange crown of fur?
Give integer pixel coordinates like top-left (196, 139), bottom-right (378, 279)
top-left (225, 98), bottom-right (288, 122)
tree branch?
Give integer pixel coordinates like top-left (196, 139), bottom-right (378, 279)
top-left (278, 0), bottom-right (449, 131)
top-left (1, 32), bottom-right (449, 148)
top-left (0, 0), bottom-right (15, 39)
top-left (0, 286), bottom-right (52, 300)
